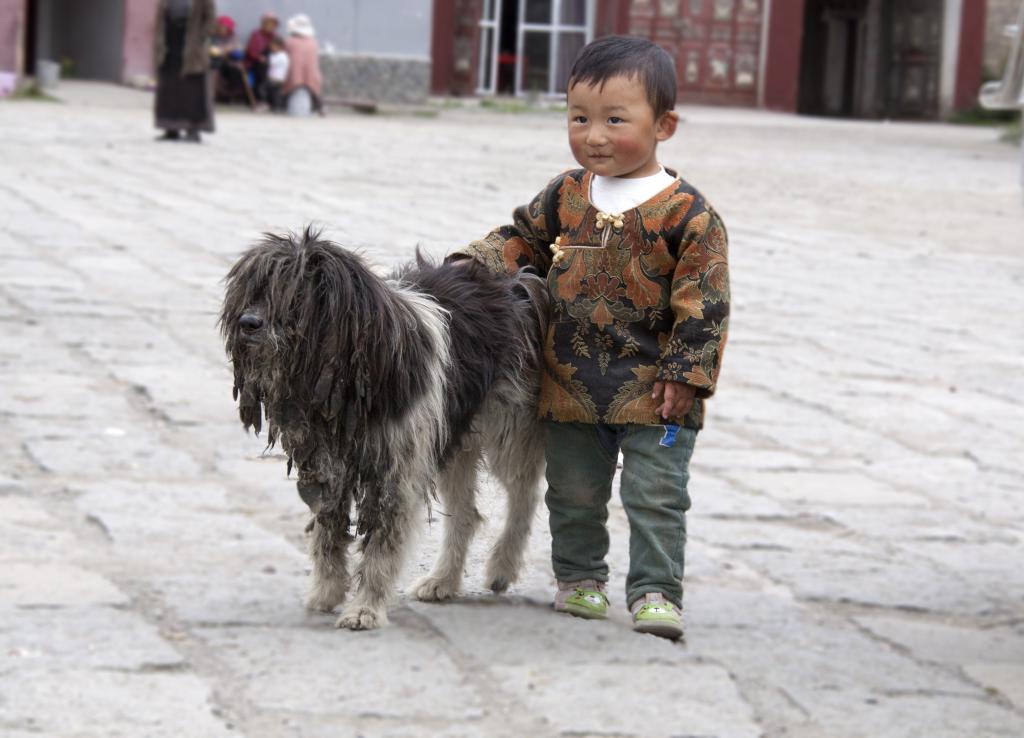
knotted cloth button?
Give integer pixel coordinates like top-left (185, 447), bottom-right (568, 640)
top-left (549, 235), bottom-right (567, 264)
top-left (595, 211), bottom-right (625, 231)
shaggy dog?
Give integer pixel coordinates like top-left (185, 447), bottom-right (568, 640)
top-left (220, 229), bottom-right (548, 630)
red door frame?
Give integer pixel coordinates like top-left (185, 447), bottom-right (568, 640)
top-left (431, 0), bottom-right (456, 94)
top-left (432, 0), bottom-right (485, 96)
top-left (596, 0), bottom-right (632, 36)
top-left (954, 0), bottom-right (986, 112)
top-left (762, 0), bottom-right (806, 112)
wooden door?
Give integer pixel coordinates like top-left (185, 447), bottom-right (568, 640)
top-left (629, 0), bottom-right (764, 107)
top-left (885, 0), bottom-right (943, 117)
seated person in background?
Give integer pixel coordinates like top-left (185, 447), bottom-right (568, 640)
top-left (209, 15), bottom-right (239, 58)
top-left (282, 14), bottom-right (323, 114)
top-left (266, 36), bottom-right (289, 112)
top-left (210, 15), bottom-right (247, 104)
top-left (245, 11), bottom-right (279, 102)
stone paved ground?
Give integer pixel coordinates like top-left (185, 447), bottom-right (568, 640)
top-left (1, 82), bottom-right (1023, 738)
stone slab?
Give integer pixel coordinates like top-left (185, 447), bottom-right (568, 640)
top-left (724, 470), bottom-right (926, 507)
top-left (0, 669), bottom-right (233, 737)
top-left (489, 662), bottom-right (761, 738)
top-left (0, 495), bottom-right (79, 560)
top-left (854, 617), bottom-right (1024, 666)
top-left (856, 616), bottom-right (1024, 709)
top-left (73, 480), bottom-right (308, 577)
top-left (0, 606), bottom-right (183, 671)
top-left (196, 623), bottom-right (486, 721)
top-left (963, 663), bottom-right (1024, 711)
top-left (23, 427), bottom-right (201, 478)
top-left (0, 563), bottom-right (128, 607)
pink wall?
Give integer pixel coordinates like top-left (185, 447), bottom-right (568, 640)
top-left (122, 0), bottom-right (160, 82)
top-left (0, 0), bottom-right (25, 74)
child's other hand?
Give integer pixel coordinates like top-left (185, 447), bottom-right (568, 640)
top-left (652, 381), bottom-right (696, 420)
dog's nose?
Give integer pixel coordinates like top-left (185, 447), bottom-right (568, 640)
top-left (239, 314), bottom-right (263, 331)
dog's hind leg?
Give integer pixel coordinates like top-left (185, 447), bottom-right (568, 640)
top-left (411, 440), bottom-right (484, 602)
top-left (482, 411), bottom-right (544, 594)
top-left (306, 506), bottom-right (352, 612)
top-left (336, 482), bottom-right (421, 631)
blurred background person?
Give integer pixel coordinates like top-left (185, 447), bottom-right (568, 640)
top-left (266, 35), bottom-right (289, 112)
top-left (209, 14), bottom-right (239, 55)
top-left (210, 14), bottom-right (251, 105)
top-left (245, 11), bottom-right (280, 104)
top-left (282, 14), bottom-right (323, 116)
top-left (153, 0), bottom-right (216, 143)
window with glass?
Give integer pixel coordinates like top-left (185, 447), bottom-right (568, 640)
top-left (477, 0), bottom-right (593, 97)
top-left (476, 0), bottom-right (503, 95)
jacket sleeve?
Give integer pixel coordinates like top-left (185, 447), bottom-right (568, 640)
top-left (202, 0), bottom-right (216, 37)
top-left (245, 32), bottom-right (259, 61)
top-left (450, 176), bottom-right (562, 277)
top-left (657, 207), bottom-right (730, 397)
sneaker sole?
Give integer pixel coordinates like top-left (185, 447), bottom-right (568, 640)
top-left (563, 602), bottom-right (608, 620)
top-left (633, 620), bottom-right (683, 640)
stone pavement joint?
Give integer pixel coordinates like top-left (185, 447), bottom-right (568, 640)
top-left (1, 83), bottom-right (1023, 737)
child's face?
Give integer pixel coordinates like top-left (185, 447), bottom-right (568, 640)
top-left (567, 74), bottom-right (678, 179)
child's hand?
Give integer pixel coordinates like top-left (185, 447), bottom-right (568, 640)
top-left (652, 381), bottom-right (696, 420)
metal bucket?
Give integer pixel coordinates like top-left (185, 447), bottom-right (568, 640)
top-left (37, 59), bottom-right (60, 89)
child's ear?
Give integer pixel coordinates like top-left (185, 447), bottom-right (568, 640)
top-left (656, 111), bottom-right (679, 142)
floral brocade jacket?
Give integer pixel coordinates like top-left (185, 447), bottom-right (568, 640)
top-left (460, 168), bottom-right (729, 430)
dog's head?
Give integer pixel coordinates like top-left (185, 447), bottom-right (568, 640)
top-left (220, 229), bottom-right (394, 501)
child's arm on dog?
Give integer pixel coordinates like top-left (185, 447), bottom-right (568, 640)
top-left (447, 176), bottom-right (565, 276)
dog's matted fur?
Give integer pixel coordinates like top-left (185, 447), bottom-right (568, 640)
top-left (220, 229), bottom-right (548, 629)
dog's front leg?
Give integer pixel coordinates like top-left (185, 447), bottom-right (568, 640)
top-left (306, 507), bottom-right (352, 612)
top-left (336, 484), bottom-right (419, 631)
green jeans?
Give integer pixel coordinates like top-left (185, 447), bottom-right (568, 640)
top-left (544, 421), bottom-right (697, 609)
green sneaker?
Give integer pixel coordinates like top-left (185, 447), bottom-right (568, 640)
top-left (554, 579), bottom-right (609, 620)
top-left (631, 593), bottom-right (683, 640)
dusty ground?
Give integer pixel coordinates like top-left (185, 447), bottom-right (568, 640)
top-left (1, 82), bottom-right (1022, 738)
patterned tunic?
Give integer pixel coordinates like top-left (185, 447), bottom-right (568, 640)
top-left (459, 168), bottom-right (729, 430)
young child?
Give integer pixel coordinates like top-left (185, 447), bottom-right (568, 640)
top-left (266, 36), bottom-right (289, 112)
top-left (451, 36), bottom-right (729, 640)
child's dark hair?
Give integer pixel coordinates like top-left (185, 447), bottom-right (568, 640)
top-left (568, 36), bottom-right (677, 117)
top-left (270, 35), bottom-right (285, 48)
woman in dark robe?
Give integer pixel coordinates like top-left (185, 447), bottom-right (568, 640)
top-left (153, 0), bottom-right (216, 142)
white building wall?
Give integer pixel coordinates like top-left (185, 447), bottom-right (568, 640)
top-left (215, 0), bottom-right (433, 59)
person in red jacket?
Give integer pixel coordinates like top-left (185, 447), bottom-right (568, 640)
top-left (244, 11), bottom-right (279, 102)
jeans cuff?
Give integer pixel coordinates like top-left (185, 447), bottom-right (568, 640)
top-left (627, 585), bottom-right (683, 610)
top-left (553, 568), bottom-right (609, 584)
